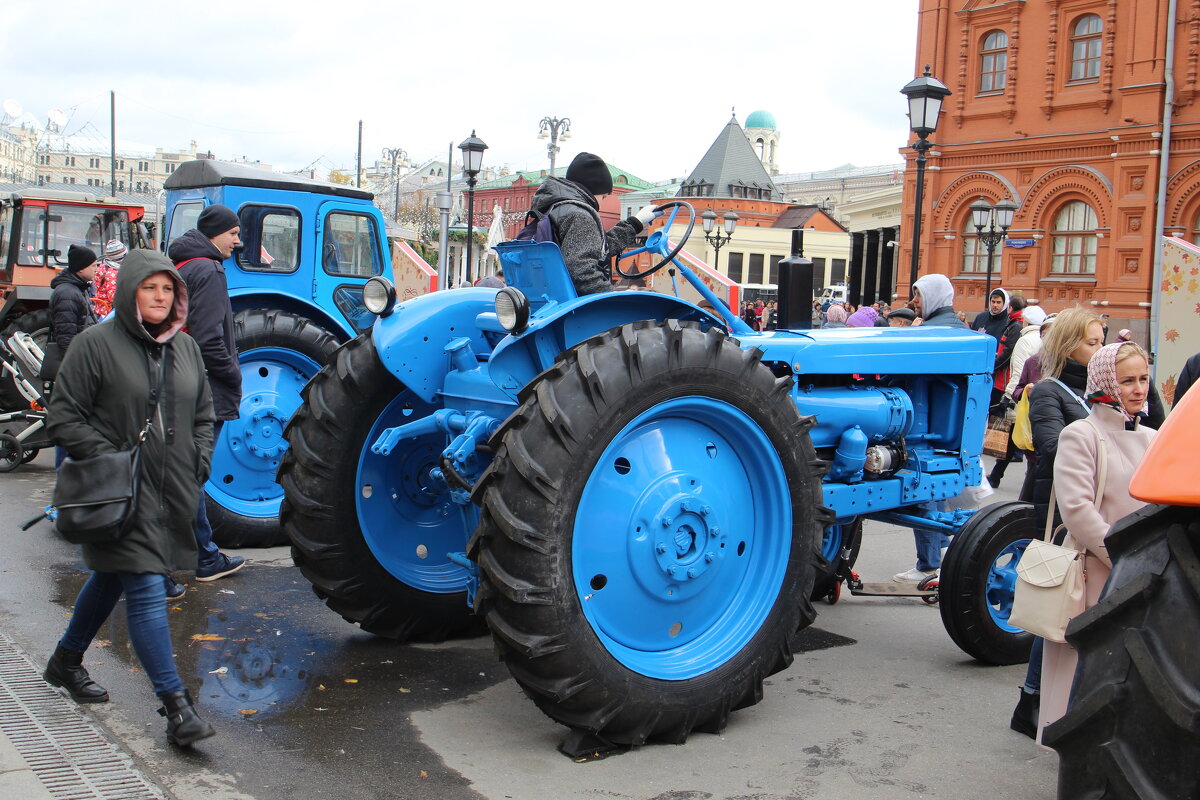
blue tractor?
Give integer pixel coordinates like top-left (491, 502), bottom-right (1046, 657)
top-left (163, 160), bottom-right (393, 547)
top-left (279, 202), bottom-right (1035, 744)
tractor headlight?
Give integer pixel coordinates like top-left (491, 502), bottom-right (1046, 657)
top-left (495, 287), bottom-right (530, 333)
top-left (363, 276), bottom-right (397, 317)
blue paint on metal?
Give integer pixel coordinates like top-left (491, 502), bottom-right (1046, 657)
top-left (571, 397), bottom-right (791, 680)
top-left (206, 346), bottom-right (321, 517)
top-left (354, 389), bottom-right (473, 593)
top-left (986, 538), bottom-right (1031, 632)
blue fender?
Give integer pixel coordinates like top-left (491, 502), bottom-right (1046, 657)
top-left (372, 288), bottom-right (501, 403)
top-left (487, 291), bottom-right (726, 400)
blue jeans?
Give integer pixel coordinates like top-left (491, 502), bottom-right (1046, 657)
top-left (193, 420), bottom-right (222, 569)
top-left (915, 529), bottom-right (951, 572)
top-left (1023, 637), bottom-right (1044, 694)
top-left (59, 571), bottom-right (185, 697)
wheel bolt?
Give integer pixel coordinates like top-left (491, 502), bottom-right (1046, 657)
top-left (705, 552), bottom-right (715, 563)
top-left (656, 543), bottom-right (667, 554)
top-left (701, 505), bottom-right (712, 516)
top-left (666, 566), bottom-right (677, 577)
top-left (687, 568), bottom-right (698, 579)
top-left (661, 516), bottom-right (673, 528)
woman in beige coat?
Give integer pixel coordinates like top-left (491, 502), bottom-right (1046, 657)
top-left (1037, 341), bottom-right (1157, 742)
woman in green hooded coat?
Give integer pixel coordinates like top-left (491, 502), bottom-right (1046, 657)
top-left (43, 250), bottom-right (218, 747)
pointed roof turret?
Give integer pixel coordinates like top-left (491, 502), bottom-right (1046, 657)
top-left (677, 114), bottom-right (782, 202)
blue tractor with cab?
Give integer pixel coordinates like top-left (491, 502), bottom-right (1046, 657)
top-left (279, 202), bottom-right (1035, 747)
top-left (163, 160), bottom-right (393, 547)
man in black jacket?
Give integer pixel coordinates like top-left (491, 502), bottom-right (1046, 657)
top-left (166, 205), bottom-right (245, 583)
top-left (50, 245), bottom-right (100, 354)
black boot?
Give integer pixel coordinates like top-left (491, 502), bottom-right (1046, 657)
top-left (43, 645), bottom-right (109, 703)
top-left (158, 689), bottom-right (215, 747)
top-left (1010, 688), bottom-right (1039, 739)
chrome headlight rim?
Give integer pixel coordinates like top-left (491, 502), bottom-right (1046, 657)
top-left (363, 276), bottom-right (397, 317)
top-left (495, 286), bottom-right (530, 333)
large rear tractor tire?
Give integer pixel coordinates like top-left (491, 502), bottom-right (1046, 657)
top-left (471, 320), bottom-right (826, 745)
top-left (0, 309), bottom-right (51, 411)
top-left (278, 331), bottom-right (481, 642)
top-left (205, 309), bottom-right (338, 549)
top-left (1044, 504), bottom-right (1200, 800)
top-left (938, 501), bottom-right (1035, 665)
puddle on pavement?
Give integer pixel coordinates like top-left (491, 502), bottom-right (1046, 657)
top-left (50, 564), bottom-right (504, 726)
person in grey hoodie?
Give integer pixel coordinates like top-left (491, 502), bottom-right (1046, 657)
top-left (910, 273), bottom-right (968, 328)
top-left (526, 152), bottom-right (657, 295)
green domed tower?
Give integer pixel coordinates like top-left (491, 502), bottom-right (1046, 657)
top-left (744, 110), bottom-right (780, 175)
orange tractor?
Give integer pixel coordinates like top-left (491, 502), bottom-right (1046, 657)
top-left (0, 187), bottom-right (148, 409)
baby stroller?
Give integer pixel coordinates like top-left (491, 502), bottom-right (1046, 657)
top-left (0, 331), bottom-right (54, 472)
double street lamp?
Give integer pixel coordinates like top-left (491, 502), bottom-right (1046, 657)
top-left (381, 147), bottom-right (407, 222)
top-left (538, 116), bottom-right (571, 174)
top-left (970, 196), bottom-right (1018, 300)
top-left (458, 131), bottom-right (488, 282)
top-left (900, 66), bottom-right (952, 290)
top-left (701, 210), bottom-right (738, 271)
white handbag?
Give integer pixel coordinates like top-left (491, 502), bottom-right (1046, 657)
top-left (1009, 419), bottom-right (1107, 643)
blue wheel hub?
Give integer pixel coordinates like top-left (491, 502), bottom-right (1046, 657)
top-left (572, 397), bottom-right (792, 680)
top-left (986, 538), bottom-right (1031, 632)
top-left (207, 347), bottom-right (321, 517)
top-left (355, 392), bottom-right (471, 593)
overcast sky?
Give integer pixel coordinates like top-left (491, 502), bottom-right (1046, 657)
top-left (2, 0), bottom-right (919, 182)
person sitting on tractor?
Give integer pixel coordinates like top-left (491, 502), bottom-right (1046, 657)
top-left (526, 152), bottom-right (658, 295)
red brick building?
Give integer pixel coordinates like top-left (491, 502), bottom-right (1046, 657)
top-left (902, 0), bottom-right (1200, 335)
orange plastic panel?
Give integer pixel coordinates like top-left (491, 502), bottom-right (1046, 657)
top-left (1129, 384), bottom-right (1200, 506)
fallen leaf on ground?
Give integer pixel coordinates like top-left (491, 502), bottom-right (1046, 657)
top-left (238, 709), bottom-right (258, 716)
top-left (344, 679), bottom-right (358, 684)
top-left (191, 634), bottom-right (226, 642)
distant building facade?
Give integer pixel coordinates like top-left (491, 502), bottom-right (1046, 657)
top-left (905, 0), bottom-right (1200, 336)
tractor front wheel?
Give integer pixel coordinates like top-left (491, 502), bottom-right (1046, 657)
top-left (938, 501), bottom-right (1035, 665)
top-left (472, 320), bottom-right (824, 745)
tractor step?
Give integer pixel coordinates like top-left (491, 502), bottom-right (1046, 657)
top-left (848, 579), bottom-right (939, 603)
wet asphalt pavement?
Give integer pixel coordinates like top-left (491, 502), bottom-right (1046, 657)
top-left (1, 449), bottom-right (1057, 800)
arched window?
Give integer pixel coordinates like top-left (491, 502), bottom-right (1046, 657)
top-left (961, 217), bottom-right (987, 273)
top-left (1051, 200), bottom-right (1098, 274)
top-left (1070, 15), bottom-right (1103, 82)
top-left (979, 30), bottom-right (1008, 93)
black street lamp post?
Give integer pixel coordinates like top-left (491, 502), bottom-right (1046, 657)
top-left (701, 210), bottom-right (738, 272)
top-left (970, 196), bottom-right (1018, 301)
top-left (458, 131), bottom-right (488, 283)
top-left (900, 66), bottom-right (951, 290)
top-left (382, 147), bottom-right (407, 222)
top-left (538, 116), bottom-right (571, 174)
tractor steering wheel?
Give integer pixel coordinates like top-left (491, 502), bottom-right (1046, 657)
top-left (616, 201), bottom-right (696, 281)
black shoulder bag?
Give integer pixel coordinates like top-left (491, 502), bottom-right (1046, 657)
top-left (52, 351), bottom-right (167, 545)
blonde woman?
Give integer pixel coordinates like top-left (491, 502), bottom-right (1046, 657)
top-left (1011, 306), bottom-right (1103, 737)
top-left (1038, 342), bottom-right (1156, 741)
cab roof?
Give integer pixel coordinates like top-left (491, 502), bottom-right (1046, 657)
top-left (163, 159), bottom-right (374, 200)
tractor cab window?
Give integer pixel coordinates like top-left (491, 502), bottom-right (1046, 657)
top-left (166, 202), bottom-right (203, 249)
top-left (17, 204), bottom-right (131, 267)
top-left (322, 212), bottom-right (381, 278)
top-left (237, 205), bottom-right (301, 273)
